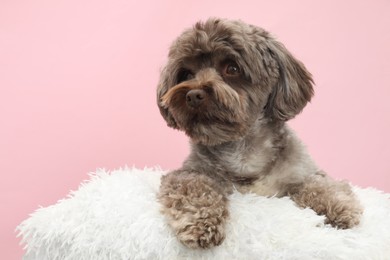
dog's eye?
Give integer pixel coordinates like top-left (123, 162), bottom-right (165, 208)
top-left (224, 62), bottom-right (240, 76)
top-left (177, 69), bottom-right (194, 83)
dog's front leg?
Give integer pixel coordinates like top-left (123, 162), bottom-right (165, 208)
top-left (288, 173), bottom-right (363, 229)
top-left (158, 170), bottom-right (229, 249)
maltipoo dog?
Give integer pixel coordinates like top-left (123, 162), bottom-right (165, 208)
top-left (156, 18), bottom-right (362, 249)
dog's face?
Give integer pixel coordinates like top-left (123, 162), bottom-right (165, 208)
top-left (157, 18), bottom-right (314, 146)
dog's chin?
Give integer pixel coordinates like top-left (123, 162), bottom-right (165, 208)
top-left (173, 112), bottom-right (250, 146)
top-left (165, 96), bottom-right (252, 146)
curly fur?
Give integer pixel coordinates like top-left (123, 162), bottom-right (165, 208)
top-left (159, 171), bottom-right (229, 248)
top-left (157, 18), bottom-right (363, 249)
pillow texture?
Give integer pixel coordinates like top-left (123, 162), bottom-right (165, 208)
top-left (18, 168), bottom-right (390, 259)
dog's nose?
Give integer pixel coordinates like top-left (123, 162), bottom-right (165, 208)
top-left (186, 89), bottom-right (206, 108)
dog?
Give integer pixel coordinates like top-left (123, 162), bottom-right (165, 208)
top-left (156, 18), bottom-right (363, 249)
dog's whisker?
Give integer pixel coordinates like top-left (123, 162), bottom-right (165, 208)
top-left (206, 81), bottom-right (241, 108)
top-left (161, 83), bottom-right (192, 107)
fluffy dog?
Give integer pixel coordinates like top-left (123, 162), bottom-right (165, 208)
top-left (156, 18), bottom-right (363, 249)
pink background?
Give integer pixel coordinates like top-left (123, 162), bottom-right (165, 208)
top-left (1, 0), bottom-right (389, 258)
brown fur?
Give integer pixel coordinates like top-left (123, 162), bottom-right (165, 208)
top-left (159, 171), bottom-right (230, 248)
top-left (157, 18), bottom-right (363, 249)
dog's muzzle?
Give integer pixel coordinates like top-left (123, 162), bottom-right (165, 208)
top-left (160, 68), bottom-right (241, 112)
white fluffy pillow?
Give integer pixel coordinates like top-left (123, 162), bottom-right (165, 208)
top-left (18, 168), bottom-right (390, 259)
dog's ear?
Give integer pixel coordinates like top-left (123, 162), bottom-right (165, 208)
top-left (263, 39), bottom-right (314, 121)
top-left (157, 63), bottom-right (179, 129)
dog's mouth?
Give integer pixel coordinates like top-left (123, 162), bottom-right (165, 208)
top-left (161, 82), bottom-right (250, 145)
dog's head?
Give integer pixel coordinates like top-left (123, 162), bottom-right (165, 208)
top-left (157, 18), bottom-right (314, 145)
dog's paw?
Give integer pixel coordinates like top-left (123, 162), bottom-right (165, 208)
top-left (289, 175), bottom-right (363, 230)
top-left (325, 203), bottom-right (363, 229)
top-left (159, 171), bottom-right (229, 248)
top-left (177, 219), bottom-right (225, 249)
